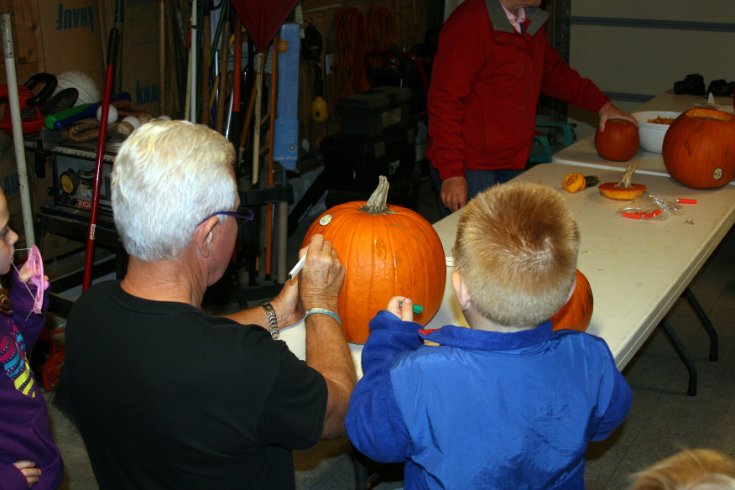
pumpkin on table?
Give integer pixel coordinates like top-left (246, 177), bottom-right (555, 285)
top-left (302, 176), bottom-right (446, 344)
top-left (598, 160), bottom-right (647, 200)
top-left (594, 119), bottom-right (640, 162)
top-left (549, 269), bottom-right (594, 332)
top-left (662, 107), bottom-right (735, 189)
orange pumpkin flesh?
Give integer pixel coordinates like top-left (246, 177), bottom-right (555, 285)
top-left (550, 269), bottom-right (593, 332)
top-left (598, 182), bottom-right (647, 200)
top-left (302, 176), bottom-right (446, 344)
top-left (562, 173), bottom-right (586, 193)
top-left (662, 107), bottom-right (735, 189)
top-left (595, 119), bottom-right (640, 162)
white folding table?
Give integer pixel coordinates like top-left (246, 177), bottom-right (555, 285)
top-left (425, 163), bottom-right (735, 378)
top-left (281, 92), bottom-right (735, 391)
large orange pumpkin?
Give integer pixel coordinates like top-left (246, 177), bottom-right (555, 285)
top-left (550, 269), bottom-right (593, 332)
top-left (302, 176), bottom-right (446, 344)
top-left (594, 119), bottom-right (640, 161)
top-left (662, 107), bottom-right (735, 189)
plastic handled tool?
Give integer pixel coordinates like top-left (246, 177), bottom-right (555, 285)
top-left (647, 194), bottom-right (698, 212)
top-left (287, 254), bottom-right (307, 280)
top-left (44, 103), bottom-right (91, 129)
top-left (399, 300), bottom-right (424, 315)
top-left (27, 245), bottom-right (48, 314)
top-left (621, 209), bottom-right (663, 220)
top-left (51, 91), bottom-right (130, 130)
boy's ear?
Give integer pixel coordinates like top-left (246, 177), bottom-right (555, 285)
top-left (452, 271), bottom-right (472, 311)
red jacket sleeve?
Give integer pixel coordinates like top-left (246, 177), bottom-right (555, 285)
top-left (427, 8), bottom-right (489, 180)
top-left (539, 33), bottom-right (609, 114)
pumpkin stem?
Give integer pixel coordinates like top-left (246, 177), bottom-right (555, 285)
top-left (361, 175), bottom-right (394, 215)
top-left (616, 160), bottom-right (638, 189)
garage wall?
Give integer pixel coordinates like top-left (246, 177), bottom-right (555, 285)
top-left (566, 0), bottom-right (735, 137)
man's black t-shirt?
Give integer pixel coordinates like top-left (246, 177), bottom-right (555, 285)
top-left (56, 282), bottom-right (327, 489)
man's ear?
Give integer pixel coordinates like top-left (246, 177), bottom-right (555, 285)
top-left (194, 217), bottom-right (218, 257)
top-left (452, 271), bottom-right (472, 311)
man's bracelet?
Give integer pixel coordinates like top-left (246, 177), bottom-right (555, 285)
top-left (260, 301), bottom-right (280, 340)
top-left (304, 308), bottom-right (342, 326)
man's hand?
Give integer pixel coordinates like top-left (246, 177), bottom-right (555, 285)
top-left (298, 234), bottom-right (354, 440)
top-left (440, 176), bottom-right (468, 212)
top-left (299, 234), bottom-right (345, 312)
top-left (271, 274), bottom-right (301, 329)
top-left (598, 102), bottom-right (638, 132)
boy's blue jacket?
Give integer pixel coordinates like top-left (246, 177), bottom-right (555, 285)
top-left (346, 311), bottom-right (632, 489)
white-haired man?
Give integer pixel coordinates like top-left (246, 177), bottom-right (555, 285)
top-left (56, 120), bottom-right (356, 489)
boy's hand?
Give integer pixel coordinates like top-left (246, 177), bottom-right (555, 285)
top-left (13, 460), bottom-right (41, 487)
top-left (387, 296), bottom-right (414, 322)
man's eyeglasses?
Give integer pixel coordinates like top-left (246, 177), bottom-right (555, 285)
top-left (198, 205), bottom-right (254, 226)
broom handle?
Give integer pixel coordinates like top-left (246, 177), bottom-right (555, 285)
top-left (264, 40), bottom-right (279, 278)
top-left (83, 28), bottom-right (119, 291)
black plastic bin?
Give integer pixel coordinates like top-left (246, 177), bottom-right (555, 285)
top-left (336, 86), bottom-right (412, 136)
top-left (321, 122), bottom-right (417, 208)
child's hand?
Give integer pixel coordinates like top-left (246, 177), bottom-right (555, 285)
top-left (387, 296), bottom-right (414, 322)
top-left (17, 260), bottom-right (34, 284)
top-left (13, 460), bottom-right (41, 487)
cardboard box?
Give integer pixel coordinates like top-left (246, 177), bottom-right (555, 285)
top-left (88, 0), bottom-right (166, 115)
top-left (37, 0), bottom-right (104, 92)
top-left (120, 0), bottom-right (161, 115)
top-left (98, 0), bottom-right (174, 116)
top-left (0, 134), bottom-right (22, 220)
top-left (0, 2), bottom-right (44, 86)
top-left (0, 133), bottom-right (53, 247)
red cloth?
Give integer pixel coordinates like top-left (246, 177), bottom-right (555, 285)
top-left (428, 0), bottom-right (609, 179)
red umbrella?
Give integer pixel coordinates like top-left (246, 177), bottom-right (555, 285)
top-left (230, 0), bottom-right (297, 281)
top-left (229, 0), bottom-right (297, 185)
top-left (230, 0), bottom-right (298, 53)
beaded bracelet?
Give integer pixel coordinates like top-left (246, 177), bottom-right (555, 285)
top-left (304, 308), bottom-right (342, 326)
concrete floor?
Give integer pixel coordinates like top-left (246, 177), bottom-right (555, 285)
top-left (43, 167), bottom-right (735, 489)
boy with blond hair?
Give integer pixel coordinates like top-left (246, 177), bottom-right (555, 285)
top-left (630, 448), bottom-right (735, 490)
top-left (346, 181), bottom-right (632, 489)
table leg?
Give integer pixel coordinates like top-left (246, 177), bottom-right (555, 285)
top-left (352, 450), bottom-right (370, 490)
top-left (660, 320), bottom-right (697, 396)
top-left (683, 288), bottom-right (718, 362)
top-left (351, 449), bottom-right (403, 489)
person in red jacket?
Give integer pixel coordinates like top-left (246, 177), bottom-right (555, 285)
top-left (428, 0), bottom-right (636, 213)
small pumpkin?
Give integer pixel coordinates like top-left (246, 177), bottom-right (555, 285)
top-left (598, 160), bottom-right (647, 200)
top-left (550, 269), bottom-right (593, 332)
top-left (595, 119), bottom-right (640, 162)
top-left (662, 107), bottom-right (735, 189)
top-left (302, 176), bottom-right (446, 344)
top-left (562, 172), bottom-right (586, 193)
